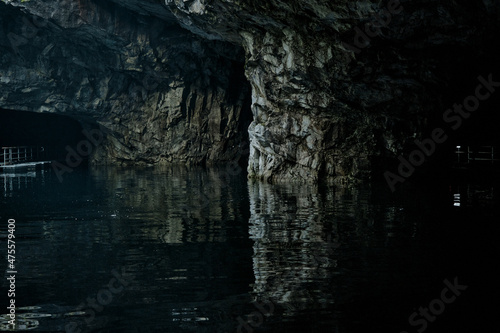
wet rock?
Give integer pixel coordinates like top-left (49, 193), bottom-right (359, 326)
top-left (2, 0), bottom-right (499, 182)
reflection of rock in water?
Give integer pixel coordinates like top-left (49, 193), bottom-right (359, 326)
top-left (247, 180), bottom-right (427, 324)
top-left (89, 165), bottom-right (250, 244)
top-left (248, 181), bottom-right (343, 313)
top-left (0, 305), bottom-right (86, 332)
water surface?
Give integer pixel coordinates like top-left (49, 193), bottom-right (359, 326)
top-left (1, 165), bottom-right (498, 332)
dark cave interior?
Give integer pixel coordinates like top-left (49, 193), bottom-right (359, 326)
top-left (0, 108), bottom-right (87, 163)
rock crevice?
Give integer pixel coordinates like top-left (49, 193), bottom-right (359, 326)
top-left (2, 0), bottom-right (499, 182)
top-left (166, 0), bottom-right (500, 183)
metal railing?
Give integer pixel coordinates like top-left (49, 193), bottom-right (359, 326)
top-left (0, 146), bottom-right (44, 166)
top-left (455, 145), bottom-right (498, 164)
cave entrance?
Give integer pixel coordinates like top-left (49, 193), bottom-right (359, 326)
top-left (0, 108), bottom-right (88, 166)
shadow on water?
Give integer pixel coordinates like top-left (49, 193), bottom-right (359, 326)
top-left (0, 165), bottom-right (498, 332)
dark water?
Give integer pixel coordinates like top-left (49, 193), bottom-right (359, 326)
top-left (1, 165), bottom-right (498, 332)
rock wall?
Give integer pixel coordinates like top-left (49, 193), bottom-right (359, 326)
top-left (166, 0), bottom-right (500, 183)
top-left (2, 0), bottom-right (499, 182)
top-left (0, 0), bottom-right (252, 166)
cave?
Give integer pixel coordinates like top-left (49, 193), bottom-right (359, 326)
top-left (0, 108), bottom-right (89, 163)
top-left (0, 1), bottom-right (498, 332)
top-left (1, 0), bottom-right (498, 183)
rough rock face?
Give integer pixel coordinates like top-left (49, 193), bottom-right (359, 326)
top-left (2, 0), bottom-right (500, 182)
top-left (0, 0), bottom-right (251, 166)
top-left (166, 0), bottom-right (500, 182)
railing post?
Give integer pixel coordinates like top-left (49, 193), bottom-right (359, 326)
top-left (9, 148), bottom-right (12, 164)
